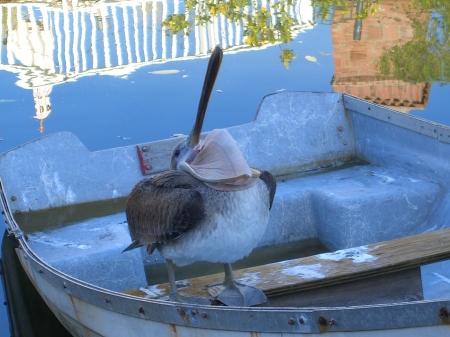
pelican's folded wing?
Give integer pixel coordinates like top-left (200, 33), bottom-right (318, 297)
top-left (125, 171), bottom-right (206, 254)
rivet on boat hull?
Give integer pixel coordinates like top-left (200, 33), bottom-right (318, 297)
top-left (318, 316), bottom-right (327, 326)
top-left (439, 307), bottom-right (449, 324)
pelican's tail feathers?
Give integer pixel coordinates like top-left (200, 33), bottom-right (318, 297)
top-left (122, 239), bottom-right (143, 253)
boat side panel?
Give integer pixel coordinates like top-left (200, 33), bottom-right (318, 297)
top-left (0, 132), bottom-right (153, 213)
top-left (345, 100), bottom-right (450, 233)
top-left (345, 96), bottom-right (450, 299)
top-left (310, 165), bottom-right (442, 249)
top-left (26, 212), bottom-right (148, 291)
top-left (344, 97), bottom-right (450, 191)
top-left (230, 92), bottom-right (355, 177)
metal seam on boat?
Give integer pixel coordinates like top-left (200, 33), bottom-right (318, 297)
top-left (343, 94), bottom-right (450, 143)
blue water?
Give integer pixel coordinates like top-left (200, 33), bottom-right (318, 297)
top-left (0, 27), bottom-right (333, 153)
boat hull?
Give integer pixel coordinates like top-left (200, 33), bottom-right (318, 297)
top-left (9, 234), bottom-right (450, 337)
top-left (2, 91), bottom-right (450, 336)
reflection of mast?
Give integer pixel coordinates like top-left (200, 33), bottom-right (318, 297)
top-left (33, 86), bottom-right (52, 133)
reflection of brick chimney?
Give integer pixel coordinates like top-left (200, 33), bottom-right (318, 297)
top-left (331, 2), bottom-right (430, 113)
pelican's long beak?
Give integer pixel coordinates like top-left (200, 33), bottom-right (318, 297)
top-left (171, 47), bottom-right (224, 170)
top-left (187, 46), bottom-right (223, 148)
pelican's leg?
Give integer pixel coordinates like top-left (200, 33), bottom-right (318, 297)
top-left (165, 259), bottom-right (211, 305)
top-left (223, 263), bottom-right (235, 284)
top-left (166, 259), bottom-right (182, 302)
top-left (209, 263), bottom-right (267, 307)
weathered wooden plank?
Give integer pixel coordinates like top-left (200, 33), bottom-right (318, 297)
top-left (268, 267), bottom-right (423, 307)
top-left (126, 227), bottom-right (450, 301)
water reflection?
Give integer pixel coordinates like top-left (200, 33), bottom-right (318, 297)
top-left (0, 0), bottom-right (314, 85)
top-left (33, 86), bottom-right (52, 132)
top-left (0, 0), bottom-right (448, 133)
top-left (378, 3), bottom-right (450, 84)
top-left (331, 1), bottom-right (431, 113)
top-left (0, 0), bottom-right (443, 117)
top-left (0, 0), bottom-right (314, 131)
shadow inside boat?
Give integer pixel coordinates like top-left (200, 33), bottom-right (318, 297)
top-left (1, 230), bottom-right (72, 337)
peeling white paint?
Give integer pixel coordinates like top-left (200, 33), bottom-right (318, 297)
top-left (374, 173), bottom-right (395, 183)
top-left (21, 194), bottom-right (29, 205)
top-left (54, 172), bottom-right (65, 196)
top-left (140, 286), bottom-right (165, 298)
top-left (238, 272), bottom-right (261, 286)
top-left (29, 234), bottom-right (92, 250)
top-left (66, 186), bottom-right (76, 203)
top-left (316, 245), bottom-right (382, 264)
top-left (88, 228), bottom-right (104, 232)
top-left (281, 263), bottom-right (326, 279)
top-left (405, 195), bottom-right (418, 210)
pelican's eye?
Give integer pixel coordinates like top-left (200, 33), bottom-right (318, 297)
top-left (174, 148), bottom-right (181, 157)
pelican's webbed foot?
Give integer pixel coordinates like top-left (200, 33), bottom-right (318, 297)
top-left (207, 263), bottom-right (267, 307)
top-left (207, 281), bottom-right (267, 307)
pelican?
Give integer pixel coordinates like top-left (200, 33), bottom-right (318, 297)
top-left (124, 47), bottom-right (276, 307)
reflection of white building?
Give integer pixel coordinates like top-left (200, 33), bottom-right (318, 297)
top-left (33, 86), bottom-right (52, 133)
top-left (0, 0), bottom-right (313, 128)
top-left (1, 0), bottom-right (313, 87)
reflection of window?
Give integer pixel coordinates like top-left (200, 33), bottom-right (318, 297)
top-left (36, 104), bottom-right (51, 113)
top-left (33, 87), bottom-right (53, 121)
top-left (94, 15), bottom-right (111, 30)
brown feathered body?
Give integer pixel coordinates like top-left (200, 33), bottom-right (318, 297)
top-left (125, 170), bottom-right (276, 267)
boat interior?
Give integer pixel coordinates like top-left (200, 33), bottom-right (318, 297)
top-left (2, 92), bottom-right (450, 308)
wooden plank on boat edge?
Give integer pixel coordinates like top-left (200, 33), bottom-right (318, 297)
top-left (125, 227), bottom-right (450, 301)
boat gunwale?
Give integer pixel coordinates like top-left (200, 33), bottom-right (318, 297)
top-left (342, 94), bottom-right (450, 143)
